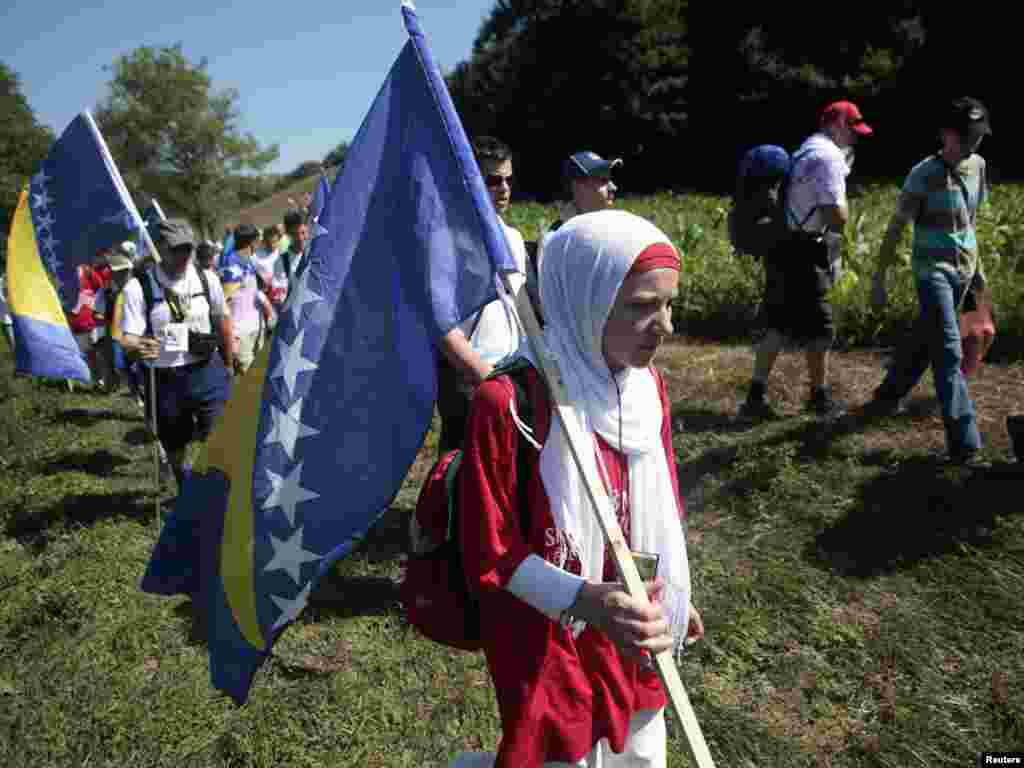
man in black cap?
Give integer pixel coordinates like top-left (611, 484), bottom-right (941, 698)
top-left (120, 218), bottom-right (235, 487)
top-left (868, 97), bottom-right (993, 465)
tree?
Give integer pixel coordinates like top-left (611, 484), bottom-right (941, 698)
top-left (323, 141), bottom-right (349, 169)
top-left (95, 45), bottom-right (278, 238)
top-left (0, 62), bottom-right (53, 256)
top-left (447, 0), bottom-right (690, 199)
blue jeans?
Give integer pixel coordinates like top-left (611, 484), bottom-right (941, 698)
top-left (878, 268), bottom-right (981, 456)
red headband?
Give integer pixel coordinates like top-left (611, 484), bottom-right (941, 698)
top-left (627, 242), bottom-right (680, 277)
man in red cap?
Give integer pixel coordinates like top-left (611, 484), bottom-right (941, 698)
top-left (738, 100), bottom-right (872, 423)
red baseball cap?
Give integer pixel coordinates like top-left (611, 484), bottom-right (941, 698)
top-left (821, 100), bottom-right (873, 135)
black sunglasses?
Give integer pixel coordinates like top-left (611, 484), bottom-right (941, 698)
top-left (484, 173), bottom-right (513, 188)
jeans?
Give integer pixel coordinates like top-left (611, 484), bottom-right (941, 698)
top-left (878, 268), bottom-right (981, 455)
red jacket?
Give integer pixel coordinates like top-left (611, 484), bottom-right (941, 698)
top-left (458, 365), bottom-right (684, 767)
top-left (67, 265), bottom-right (107, 334)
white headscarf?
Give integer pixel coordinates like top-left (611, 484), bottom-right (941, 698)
top-left (527, 209), bottom-right (691, 646)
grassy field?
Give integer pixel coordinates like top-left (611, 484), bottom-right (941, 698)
top-left (1, 329), bottom-right (1021, 766)
top-left (2, 184), bottom-right (1022, 766)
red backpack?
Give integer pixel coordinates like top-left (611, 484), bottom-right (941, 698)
top-left (401, 359), bottom-right (540, 651)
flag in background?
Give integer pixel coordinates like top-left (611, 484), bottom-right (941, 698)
top-left (141, 0), bottom-right (517, 704)
top-left (307, 172), bottom-right (331, 240)
top-left (6, 111), bottom-right (145, 382)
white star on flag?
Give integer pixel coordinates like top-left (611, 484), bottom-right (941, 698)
top-left (35, 210), bottom-right (55, 233)
top-left (262, 461), bottom-right (320, 526)
top-left (263, 526), bottom-right (321, 585)
top-left (32, 169), bottom-right (51, 188)
top-left (271, 581), bottom-right (313, 631)
top-left (41, 232), bottom-right (60, 254)
top-left (284, 266), bottom-right (324, 331)
top-left (270, 328), bottom-right (319, 398)
top-left (264, 398), bottom-right (320, 460)
top-left (32, 190), bottom-right (52, 211)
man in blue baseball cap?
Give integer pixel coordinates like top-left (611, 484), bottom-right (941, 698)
top-left (557, 150), bottom-right (623, 225)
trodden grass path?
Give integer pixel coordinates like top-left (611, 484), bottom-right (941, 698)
top-left (0, 339), bottom-right (1021, 767)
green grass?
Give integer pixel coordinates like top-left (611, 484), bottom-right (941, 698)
top-left (1, 336), bottom-right (1021, 767)
top-left (2, 184), bottom-right (1023, 766)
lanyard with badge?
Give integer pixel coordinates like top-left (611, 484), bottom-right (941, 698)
top-left (160, 284), bottom-right (191, 354)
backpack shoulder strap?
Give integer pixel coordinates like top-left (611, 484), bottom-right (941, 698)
top-left (138, 268), bottom-right (161, 336)
top-left (502, 360), bottom-right (543, 535)
top-left (196, 266), bottom-right (213, 310)
top-left (782, 147), bottom-right (820, 231)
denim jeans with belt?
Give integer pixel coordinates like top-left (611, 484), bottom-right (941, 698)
top-left (878, 267), bottom-right (981, 456)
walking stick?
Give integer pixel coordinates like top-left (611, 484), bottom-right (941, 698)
top-left (502, 257), bottom-right (716, 768)
top-left (149, 363), bottom-right (160, 530)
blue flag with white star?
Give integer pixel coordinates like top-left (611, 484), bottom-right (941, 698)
top-left (6, 111), bottom-right (145, 382)
top-left (140, 1), bottom-right (517, 704)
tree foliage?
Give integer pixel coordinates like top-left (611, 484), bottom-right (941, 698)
top-left (448, 0), bottom-right (690, 199)
top-left (447, 1), bottom-right (1011, 195)
top-left (323, 141), bottom-right (349, 169)
top-left (0, 62), bottom-right (53, 258)
top-left (95, 45), bottom-right (278, 238)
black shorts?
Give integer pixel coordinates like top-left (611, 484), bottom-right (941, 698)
top-left (151, 357), bottom-right (232, 452)
top-left (759, 260), bottom-right (835, 342)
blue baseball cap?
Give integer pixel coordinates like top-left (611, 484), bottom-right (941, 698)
top-left (564, 151), bottom-right (623, 181)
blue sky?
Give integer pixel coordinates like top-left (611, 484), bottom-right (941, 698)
top-left (4, 0), bottom-right (496, 175)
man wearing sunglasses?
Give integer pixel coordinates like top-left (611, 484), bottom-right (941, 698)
top-left (739, 100), bottom-right (871, 423)
top-left (435, 136), bottom-right (528, 455)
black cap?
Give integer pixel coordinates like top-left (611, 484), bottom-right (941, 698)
top-left (942, 97), bottom-right (992, 140)
top-left (234, 223), bottom-right (260, 248)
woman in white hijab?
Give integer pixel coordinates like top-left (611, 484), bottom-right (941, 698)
top-left (455, 209), bottom-right (703, 768)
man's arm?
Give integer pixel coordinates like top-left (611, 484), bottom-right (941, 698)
top-left (818, 204), bottom-right (849, 233)
top-left (216, 312), bottom-right (236, 371)
top-left (438, 327), bottom-right (492, 389)
top-left (871, 190), bottom-right (920, 310)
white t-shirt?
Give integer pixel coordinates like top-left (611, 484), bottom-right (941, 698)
top-left (121, 263), bottom-right (227, 368)
top-left (786, 132), bottom-right (850, 234)
top-left (457, 219), bottom-right (528, 365)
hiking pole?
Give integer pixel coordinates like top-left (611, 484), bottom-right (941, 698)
top-left (503, 268), bottom-right (716, 768)
top-left (149, 363), bottom-right (160, 530)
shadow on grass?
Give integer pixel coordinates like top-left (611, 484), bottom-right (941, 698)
top-left (57, 408), bottom-right (142, 428)
top-left (124, 428), bottom-right (157, 447)
top-left (39, 449), bottom-right (132, 477)
top-left (5, 491), bottom-right (153, 544)
top-left (812, 458), bottom-right (1024, 577)
top-left (306, 573), bottom-right (401, 620)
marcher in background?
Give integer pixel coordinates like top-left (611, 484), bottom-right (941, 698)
top-left (281, 212), bottom-right (306, 277)
top-left (737, 100), bottom-right (872, 422)
top-left (196, 241), bottom-right (217, 272)
top-left (0, 269), bottom-right (14, 354)
top-left (868, 97), bottom-right (992, 466)
top-left (435, 136), bottom-right (528, 455)
top-left (119, 219), bottom-right (234, 489)
top-left (549, 151), bottom-right (622, 233)
top-left (67, 247), bottom-right (113, 389)
top-left (219, 224), bottom-right (275, 375)
top-left (93, 244), bottom-right (136, 392)
top-left (452, 210), bottom-right (703, 768)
